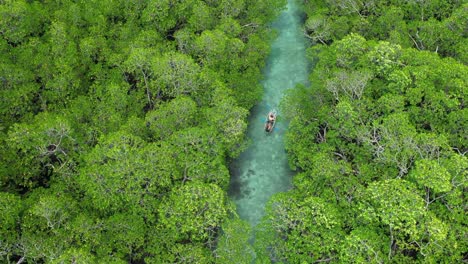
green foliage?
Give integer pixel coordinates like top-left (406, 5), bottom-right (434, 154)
top-left (97, 213), bottom-right (146, 261)
top-left (302, 0), bottom-right (466, 63)
top-left (165, 127), bottom-right (230, 188)
top-left (0, 0), bottom-right (285, 261)
top-left (244, 0), bottom-right (287, 25)
top-left (145, 239), bottom-right (215, 264)
top-left (152, 52), bottom-right (203, 99)
top-left (410, 159), bottom-right (452, 193)
top-left (335, 33), bottom-right (368, 68)
top-left (367, 41), bottom-right (402, 77)
top-left (17, 186), bottom-right (79, 262)
top-left (51, 247), bottom-right (96, 264)
top-left (215, 218), bottom-right (255, 263)
top-left (78, 131), bottom-right (165, 217)
top-left (204, 86), bottom-right (249, 157)
top-left (0, 193), bottom-right (22, 261)
top-left (360, 179), bottom-right (426, 235)
top-left (5, 113), bottom-right (77, 189)
top-left (268, 1), bottom-right (467, 262)
top-left (0, 0), bottom-right (45, 44)
top-left (145, 96), bottom-right (198, 140)
top-left (159, 182), bottom-right (227, 242)
top-left (256, 192), bottom-right (344, 263)
top-left (339, 227), bottom-right (388, 263)
top-left (2, 0), bottom-right (466, 262)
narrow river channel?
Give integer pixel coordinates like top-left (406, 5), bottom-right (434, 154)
top-left (228, 0), bottom-right (309, 227)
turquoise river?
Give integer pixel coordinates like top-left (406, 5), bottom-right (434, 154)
top-left (228, 0), bottom-right (310, 227)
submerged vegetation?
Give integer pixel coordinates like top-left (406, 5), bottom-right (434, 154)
top-left (0, 0), bottom-right (466, 263)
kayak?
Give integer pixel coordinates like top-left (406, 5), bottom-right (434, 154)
top-left (265, 111), bottom-right (277, 133)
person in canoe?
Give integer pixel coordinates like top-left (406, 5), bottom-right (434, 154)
top-left (265, 111), bottom-right (276, 133)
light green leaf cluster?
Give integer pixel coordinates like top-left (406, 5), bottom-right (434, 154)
top-left (159, 183), bottom-right (227, 241)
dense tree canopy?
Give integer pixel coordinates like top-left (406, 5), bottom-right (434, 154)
top-left (257, 0), bottom-right (467, 263)
top-left (0, 0), bottom-right (286, 262)
top-left (1, 0), bottom-right (466, 263)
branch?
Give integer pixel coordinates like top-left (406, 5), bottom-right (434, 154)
top-left (315, 257), bottom-right (334, 263)
top-left (388, 226), bottom-right (394, 259)
top-left (333, 152), bottom-right (347, 161)
top-left (17, 257), bottom-right (25, 264)
top-left (242, 23), bottom-right (259, 28)
top-left (408, 33), bottom-right (421, 50)
top-left (141, 69), bottom-right (153, 109)
top-left (303, 32), bottom-right (327, 45)
top-left (452, 147), bottom-right (467, 156)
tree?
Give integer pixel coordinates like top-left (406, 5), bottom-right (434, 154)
top-left (367, 41), bottom-right (402, 77)
top-left (30, 193), bottom-right (76, 232)
top-left (339, 227), bottom-right (387, 263)
top-left (291, 1), bottom-right (467, 262)
top-left (0, 0), bottom-right (288, 262)
top-left (359, 179), bottom-right (426, 259)
top-left (193, 29), bottom-right (232, 69)
top-left (0, 0), bottom-right (44, 44)
top-left (145, 96), bottom-right (198, 141)
top-left (5, 113), bottom-right (76, 189)
top-left (243, 0), bottom-right (286, 26)
top-left (151, 52), bottom-right (203, 100)
top-left (77, 131), bottom-right (162, 216)
top-left (142, 0), bottom-right (196, 35)
top-left (96, 213), bottom-right (146, 262)
top-left (18, 187), bottom-right (78, 263)
top-left (0, 193), bottom-right (22, 262)
top-left (51, 247), bottom-right (96, 264)
top-left (410, 158), bottom-right (451, 199)
top-left (305, 15), bottom-right (332, 44)
top-left (145, 236), bottom-right (215, 264)
top-left (39, 20), bottom-right (84, 110)
top-left (89, 81), bottom-right (132, 135)
top-left (163, 127), bottom-right (230, 188)
top-left (124, 46), bottom-right (158, 109)
top-left (217, 0), bottom-right (245, 19)
top-left (334, 33), bottom-right (368, 68)
top-left (364, 113), bottom-right (419, 177)
top-left (215, 218), bottom-right (254, 263)
top-left (413, 212), bottom-right (449, 261)
top-left (187, 1), bottom-right (215, 32)
top-left (443, 4), bottom-right (468, 63)
top-left (255, 193), bottom-right (344, 263)
top-left (204, 86), bottom-right (249, 157)
top-left (159, 182), bottom-right (228, 243)
top-left (325, 70), bottom-right (372, 101)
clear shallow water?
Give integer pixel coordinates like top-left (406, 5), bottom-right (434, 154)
top-left (228, 0), bottom-right (309, 226)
